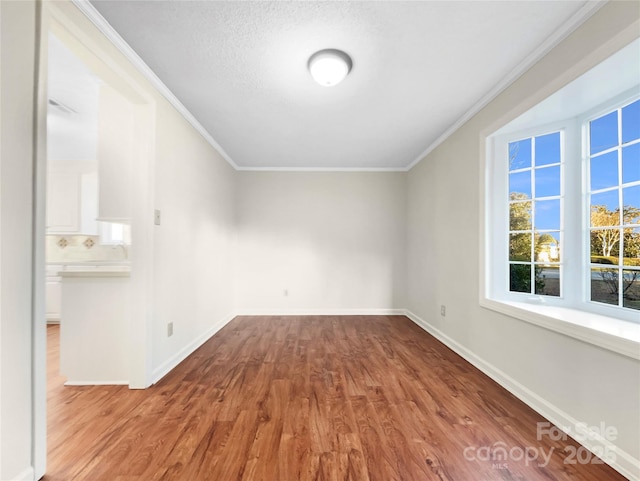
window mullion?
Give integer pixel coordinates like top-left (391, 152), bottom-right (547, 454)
top-left (531, 136), bottom-right (536, 293)
top-left (563, 121), bottom-right (582, 306)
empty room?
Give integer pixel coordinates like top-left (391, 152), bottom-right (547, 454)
top-left (1, 0), bottom-right (639, 480)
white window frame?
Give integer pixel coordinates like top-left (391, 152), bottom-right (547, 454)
top-left (482, 93), bottom-right (640, 360)
top-left (488, 119), bottom-right (577, 306)
top-left (582, 94), bottom-right (640, 316)
top-left (502, 128), bottom-right (565, 300)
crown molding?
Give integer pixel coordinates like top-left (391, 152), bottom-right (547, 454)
top-left (405, 0), bottom-right (607, 171)
top-left (235, 166), bottom-right (409, 173)
top-left (71, 0), bottom-right (239, 170)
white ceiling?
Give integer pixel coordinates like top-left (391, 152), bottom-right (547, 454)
top-left (89, 0), bottom-right (595, 170)
top-left (48, 33), bottom-right (101, 162)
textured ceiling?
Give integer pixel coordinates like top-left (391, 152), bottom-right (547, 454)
top-left (90, 1), bottom-right (591, 170)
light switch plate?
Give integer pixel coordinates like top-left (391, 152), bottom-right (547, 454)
top-left (154, 209), bottom-right (161, 226)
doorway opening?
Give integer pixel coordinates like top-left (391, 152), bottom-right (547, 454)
top-left (46, 30), bottom-right (133, 386)
top-left (34, 5), bottom-right (156, 477)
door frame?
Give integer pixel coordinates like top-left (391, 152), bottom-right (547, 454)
top-left (33, 2), bottom-right (156, 477)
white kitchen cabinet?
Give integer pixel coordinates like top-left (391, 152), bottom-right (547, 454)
top-left (46, 172), bottom-right (80, 233)
top-left (46, 279), bottom-right (61, 322)
top-left (45, 265), bottom-right (63, 323)
top-left (46, 161), bottom-right (99, 235)
top-left (46, 265), bottom-right (62, 322)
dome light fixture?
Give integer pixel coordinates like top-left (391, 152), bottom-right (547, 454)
top-left (308, 49), bottom-right (352, 87)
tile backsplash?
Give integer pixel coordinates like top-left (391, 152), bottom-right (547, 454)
top-left (46, 235), bottom-right (129, 263)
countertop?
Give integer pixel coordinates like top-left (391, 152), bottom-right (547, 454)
top-left (51, 263), bottom-right (131, 278)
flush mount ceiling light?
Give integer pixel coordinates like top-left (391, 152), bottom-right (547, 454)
top-left (308, 49), bottom-right (353, 87)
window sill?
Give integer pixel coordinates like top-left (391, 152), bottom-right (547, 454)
top-left (480, 298), bottom-right (640, 360)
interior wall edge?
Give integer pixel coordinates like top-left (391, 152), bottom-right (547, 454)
top-left (1, 0), bottom-right (37, 479)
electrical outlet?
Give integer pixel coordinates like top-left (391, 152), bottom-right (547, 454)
top-left (440, 305), bottom-right (446, 317)
top-left (167, 322), bottom-right (173, 337)
top-left (154, 209), bottom-right (161, 226)
top-left (283, 289), bottom-right (289, 297)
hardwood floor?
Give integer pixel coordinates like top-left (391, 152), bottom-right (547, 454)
top-left (45, 316), bottom-right (625, 480)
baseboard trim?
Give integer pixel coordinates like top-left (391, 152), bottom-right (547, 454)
top-left (404, 309), bottom-right (640, 481)
top-left (64, 380), bottom-right (129, 386)
top-left (151, 312), bottom-right (236, 384)
top-left (235, 308), bottom-right (406, 316)
top-left (11, 466), bottom-right (34, 481)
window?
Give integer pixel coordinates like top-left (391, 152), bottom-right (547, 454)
top-left (487, 95), bottom-right (640, 324)
top-left (483, 38), bottom-right (640, 357)
top-left (98, 220), bottom-right (131, 245)
top-left (508, 132), bottom-right (562, 297)
top-left (588, 101), bottom-right (640, 310)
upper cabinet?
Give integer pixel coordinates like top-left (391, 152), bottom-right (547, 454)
top-left (97, 85), bottom-right (132, 223)
top-left (46, 161), bottom-right (99, 235)
top-left (46, 172), bottom-right (80, 233)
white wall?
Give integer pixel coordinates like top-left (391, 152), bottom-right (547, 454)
top-left (406, 0), bottom-right (640, 472)
top-left (236, 172), bottom-right (406, 312)
top-left (152, 99), bottom-right (236, 376)
top-left (0, 1), bottom-right (37, 479)
top-left (96, 85), bottom-right (132, 221)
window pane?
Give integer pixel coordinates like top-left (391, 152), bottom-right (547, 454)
top-left (622, 100), bottom-right (640, 144)
top-left (534, 199), bottom-right (560, 230)
top-left (510, 264), bottom-right (531, 293)
top-left (510, 201), bottom-right (531, 230)
top-left (590, 190), bottom-right (619, 227)
top-left (510, 233), bottom-right (531, 261)
top-left (590, 111), bottom-right (618, 155)
top-left (622, 143), bottom-right (640, 184)
top-left (509, 171), bottom-right (531, 198)
top-left (623, 228), bottom-right (640, 266)
top-left (590, 150), bottom-right (618, 191)
top-left (591, 268), bottom-right (619, 306)
top-left (622, 270), bottom-right (640, 310)
top-left (509, 138), bottom-right (531, 171)
top-left (591, 228), bottom-right (620, 262)
top-left (535, 165), bottom-right (561, 197)
top-left (535, 231), bottom-right (560, 262)
top-left (536, 265), bottom-right (559, 297)
top-left (623, 185), bottom-right (640, 224)
top-left (535, 132), bottom-right (561, 166)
